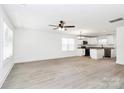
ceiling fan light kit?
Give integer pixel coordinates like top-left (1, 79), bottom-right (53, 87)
top-left (58, 27), bottom-right (66, 31)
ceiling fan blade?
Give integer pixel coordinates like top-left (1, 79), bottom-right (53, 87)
top-left (53, 28), bottom-right (58, 30)
top-left (64, 26), bottom-right (75, 28)
top-left (109, 17), bottom-right (123, 23)
top-left (49, 25), bottom-right (58, 27)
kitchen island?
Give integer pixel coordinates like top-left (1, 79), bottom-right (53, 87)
top-left (90, 48), bottom-right (104, 59)
top-left (77, 46), bottom-right (115, 59)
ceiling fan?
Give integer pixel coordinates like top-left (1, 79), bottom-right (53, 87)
top-left (49, 20), bottom-right (75, 31)
top-left (109, 17), bottom-right (124, 23)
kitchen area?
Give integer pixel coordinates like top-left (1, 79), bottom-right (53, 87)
top-left (77, 34), bottom-right (116, 60)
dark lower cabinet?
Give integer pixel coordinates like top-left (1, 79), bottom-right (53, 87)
top-left (85, 49), bottom-right (90, 56)
top-left (104, 49), bottom-right (111, 57)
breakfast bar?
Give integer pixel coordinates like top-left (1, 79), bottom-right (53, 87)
top-left (78, 46), bottom-right (115, 59)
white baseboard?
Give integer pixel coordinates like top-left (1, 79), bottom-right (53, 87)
top-left (0, 63), bottom-right (14, 88)
top-left (14, 56), bottom-right (77, 63)
top-left (116, 61), bottom-right (124, 65)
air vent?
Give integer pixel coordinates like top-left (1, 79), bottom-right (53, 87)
top-left (109, 17), bottom-right (124, 23)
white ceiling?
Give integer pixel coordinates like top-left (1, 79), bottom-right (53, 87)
top-left (2, 4), bottom-right (124, 35)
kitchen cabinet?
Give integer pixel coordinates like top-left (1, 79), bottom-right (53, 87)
top-left (104, 48), bottom-right (111, 57)
top-left (90, 49), bottom-right (104, 59)
top-left (111, 49), bottom-right (116, 58)
top-left (77, 49), bottom-right (85, 56)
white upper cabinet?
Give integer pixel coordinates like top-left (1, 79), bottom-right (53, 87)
top-left (87, 38), bottom-right (97, 45)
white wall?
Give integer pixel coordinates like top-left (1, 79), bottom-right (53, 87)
top-left (14, 29), bottom-right (77, 63)
top-left (0, 6), bottom-right (15, 87)
top-left (116, 26), bottom-right (124, 65)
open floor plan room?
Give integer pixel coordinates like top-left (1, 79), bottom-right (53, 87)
top-left (2, 57), bottom-right (121, 89)
top-left (1, 4), bottom-right (124, 89)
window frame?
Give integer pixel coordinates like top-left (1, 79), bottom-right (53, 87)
top-left (62, 38), bottom-right (75, 52)
top-left (2, 19), bottom-right (13, 61)
top-left (98, 38), bottom-right (108, 45)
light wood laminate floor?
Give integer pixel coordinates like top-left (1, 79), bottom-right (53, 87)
top-left (2, 56), bottom-right (124, 89)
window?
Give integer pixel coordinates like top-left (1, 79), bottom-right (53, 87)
top-left (62, 38), bottom-right (75, 51)
top-left (3, 21), bottom-right (13, 60)
top-left (98, 38), bottom-right (107, 45)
